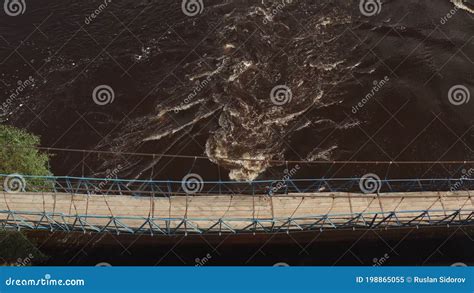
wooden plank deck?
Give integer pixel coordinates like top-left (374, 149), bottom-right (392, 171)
top-left (1, 191), bottom-right (472, 231)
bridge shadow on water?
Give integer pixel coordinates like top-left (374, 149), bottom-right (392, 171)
top-left (27, 226), bottom-right (474, 266)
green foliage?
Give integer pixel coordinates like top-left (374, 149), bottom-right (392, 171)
top-left (0, 125), bottom-right (50, 176)
top-left (0, 125), bottom-right (52, 190)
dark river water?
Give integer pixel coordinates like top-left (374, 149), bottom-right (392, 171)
top-left (0, 0), bottom-right (473, 266)
top-left (0, 0), bottom-right (473, 182)
top-left (23, 227), bottom-right (474, 266)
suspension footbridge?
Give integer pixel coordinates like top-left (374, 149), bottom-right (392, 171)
top-left (1, 175), bottom-right (473, 236)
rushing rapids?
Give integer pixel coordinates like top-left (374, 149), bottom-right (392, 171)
top-left (0, 0), bottom-right (473, 181)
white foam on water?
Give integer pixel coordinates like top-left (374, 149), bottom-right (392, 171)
top-left (143, 107), bottom-right (220, 141)
top-left (451, 0), bottom-right (474, 13)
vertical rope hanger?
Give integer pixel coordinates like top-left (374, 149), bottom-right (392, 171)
top-left (183, 157), bottom-right (198, 214)
top-left (327, 161), bottom-right (336, 180)
top-left (70, 150), bottom-right (85, 223)
top-left (2, 189), bottom-right (11, 214)
top-left (378, 161), bottom-right (394, 215)
top-left (218, 163), bottom-right (222, 195)
top-left (81, 150), bottom-right (85, 178)
top-left (46, 149), bottom-right (58, 217)
top-left (185, 156), bottom-right (198, 177)
top-left (46, 149), bottom-right (51, 174)
top-left (83, 153), bottom-right (92, 218)
top-left (96, 166), bottom-right (114, 219)
top-left (149, 155), bottom-right (155, 219)
top-left (384, 161), bottom-right (392, 181)
top-left (183, 156), bottom-right (198, 236)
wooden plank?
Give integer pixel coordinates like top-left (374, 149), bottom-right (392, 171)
top-left (0, 191), bottom-right (472, 230)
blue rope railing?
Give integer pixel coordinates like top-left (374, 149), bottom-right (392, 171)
top-left (0, 174), bottom-right (473, 196)
top-left (0, 209), bottom-right (472, 235)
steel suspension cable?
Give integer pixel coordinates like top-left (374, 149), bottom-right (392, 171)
top-left (1, 144), bottom-right (473, 165)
